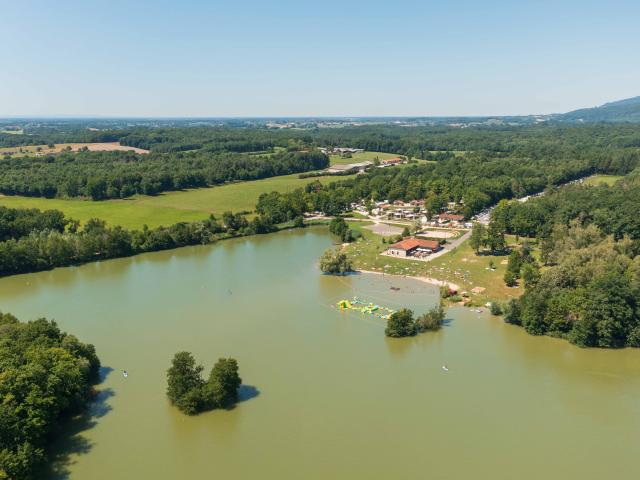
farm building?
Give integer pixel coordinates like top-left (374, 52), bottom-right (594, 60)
top-left (326, 161), bottom-right (373, 174)
top-left (380, 157), bottom-right (403, 167)
top-left (386, 237), bottom-right (442, 257)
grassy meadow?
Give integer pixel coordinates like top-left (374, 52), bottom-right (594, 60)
top-left (582, 174), bottom-right (624, 186)
top-left (0, 173), bottom-right (353, 230)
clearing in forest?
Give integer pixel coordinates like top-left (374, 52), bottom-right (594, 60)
top-left (0, 142), bottom-right (149, 157)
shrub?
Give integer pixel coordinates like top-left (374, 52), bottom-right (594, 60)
top-left (416, 303), bottom-right (445, 331)
top-left (319, 248), bottom-right (353, 275)
top-left (385, 309), bottom-right (417, 337)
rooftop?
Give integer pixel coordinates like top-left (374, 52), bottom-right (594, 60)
top-left (388, 237), bottom-right (440, 251)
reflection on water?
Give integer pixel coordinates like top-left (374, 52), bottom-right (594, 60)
top-left (1, 228), bottom-right (639, 480)
top-left (44, 368), bottom-right (115, 480)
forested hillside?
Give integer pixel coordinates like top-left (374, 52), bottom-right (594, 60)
top-left (558, 96), bottom-right (640, 123)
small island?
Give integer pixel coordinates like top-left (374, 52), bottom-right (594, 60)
top-left (319, 248), bottom-right (354, 275)
top-left (167, 352), bottom-right (242, 415)
top-left (385, 303), bottom-right (446, 338)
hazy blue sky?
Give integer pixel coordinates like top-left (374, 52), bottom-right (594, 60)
top-left (1, 0), bottom-right (638, 117)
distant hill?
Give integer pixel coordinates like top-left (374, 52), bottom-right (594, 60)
top-left (556, 96), bottom-right (640, 123)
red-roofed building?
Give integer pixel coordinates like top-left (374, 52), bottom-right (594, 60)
top-left (387, 237), bottom-right (442, 257)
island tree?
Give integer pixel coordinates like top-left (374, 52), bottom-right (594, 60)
top-left (385, 309), bottom-right (417, 337)
top-left (166, 353), bottom-right (242, 415)
top-left (415, 302), bottom-right (446, 331)
top-left (319, 248), bottom-right (353, 275)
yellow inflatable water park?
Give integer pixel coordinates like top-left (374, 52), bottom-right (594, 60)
top-left (337, 297), bottom-right (395, 320)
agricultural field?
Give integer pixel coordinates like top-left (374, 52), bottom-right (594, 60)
top-left (342, 221), bottom-right (526, 304)
top-left (0, 172), bottom-right (353, 230)
top-left (0, 142), bottom-right (149, 157)
top-left (582, 174), bottom-right (623, 186)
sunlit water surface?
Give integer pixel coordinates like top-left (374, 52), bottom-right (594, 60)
top-left (1, 228), bottom-right (639, 479)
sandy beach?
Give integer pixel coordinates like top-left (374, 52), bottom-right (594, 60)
top-left (358, 268), bottom-right (460, 291)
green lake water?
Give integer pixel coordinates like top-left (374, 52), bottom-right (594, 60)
top-left (1, 228), bottom-right (639, 479)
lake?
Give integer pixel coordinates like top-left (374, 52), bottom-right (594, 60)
top-left (1, 228), bottom-right (639, 479)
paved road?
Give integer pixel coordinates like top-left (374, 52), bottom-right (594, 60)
top-left (415, 229), bottom-right (471, 263)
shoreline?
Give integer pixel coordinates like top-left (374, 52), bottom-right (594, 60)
top-left (357, 268), bottom-right (460, 291)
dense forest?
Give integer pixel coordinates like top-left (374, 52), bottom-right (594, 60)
top-left (0, 150), bottom-right (328, 199)
top-left (0, 313), bottom-right (100, 480)
top-left (0, 206), bottom-right (68, 241)
top-left (491, 172), bottom-right (640, 240)
top-left (483, 173), bottom-right (640, 348)
top-left (503, 221), bottom-right (640, 348)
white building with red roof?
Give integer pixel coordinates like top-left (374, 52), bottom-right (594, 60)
top-left (386, 237), bottom-right (442, 257)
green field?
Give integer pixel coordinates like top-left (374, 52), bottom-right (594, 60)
top-left (329, 151), bottom-right (400, 165)
top-left (582, 174), bottom-right (624, 186)
top-left (0, 173), bottom-right (353, 230)
top-left (343, 221), bottom-right (526, 304)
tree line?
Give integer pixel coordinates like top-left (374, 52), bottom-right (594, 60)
top-left (0, 150), bottom-right (328, 200)
top-left (0, 207), bottom-right (290, 277)
top-left (490, 172), bottom-right (640, 240)
top-left (0, 313), bottom-right (100, 480)
top-left (0, 206), bottom-right (68, 241)
top-left (7, 122), bottom-right (638, 158)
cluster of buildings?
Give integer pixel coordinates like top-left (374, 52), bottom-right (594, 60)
top-left (318, 147), bottom-right (365, 155)
top-left (326, 161), bottom-right (373, 174)
top-left (358, 200), bottom-right (470, 228)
